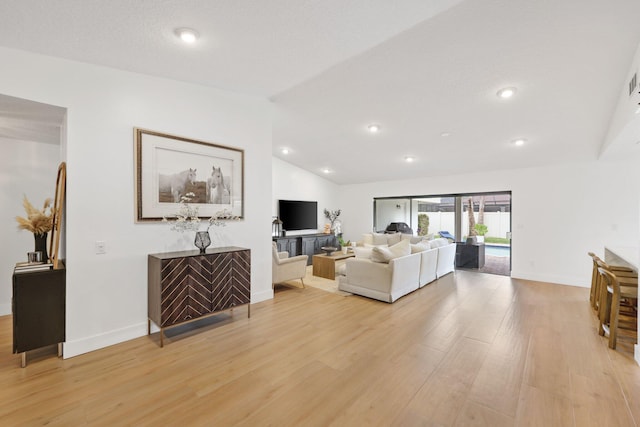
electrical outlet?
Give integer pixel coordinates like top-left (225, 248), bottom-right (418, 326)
top-left (95, 240), bottom-right (106, 254)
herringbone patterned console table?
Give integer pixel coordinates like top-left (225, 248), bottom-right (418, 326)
top-left (147, 247), bottom-right (251, 346)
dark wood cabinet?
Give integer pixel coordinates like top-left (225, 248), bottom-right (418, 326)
top-left (12, 267), bottom-right (66, 367)
top-left (148, 247), bottom-right (251, 346)
top-left (273, 236), bottom-right (298, 258)
top-left (274, 234), bottom-right (338, 265)
top-left (301, 234), bottom-right (338, 265)
top-left (455, 243), bottom-right (486, 268)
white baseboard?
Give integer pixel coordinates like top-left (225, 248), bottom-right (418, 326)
top-left (64, 297), bottom-right (271, 358)
top-left (63, 322), bottom-right (147, 358)
top-left (252, 289), bottom-right (274, 304)
top-left (510, 270), bottom-right (588, 288)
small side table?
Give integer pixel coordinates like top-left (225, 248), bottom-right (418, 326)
top-left (312, 252), bottom-right (355, 280)
top-left (13, 266), bottom-right (66, 367)
top-left (455, 243), bottom-right (485, 268)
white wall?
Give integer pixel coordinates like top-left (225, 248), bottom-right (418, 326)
top-left (601, 40), bottom-right (640, 156)
top-left (338, 158), bottom-right (640, 288)
top-left (272, 156), bottom-right (340, 234)
top-left (0, 137), bottom-right (61, 314)
top-left (0, 47), bottom-right (273, 358)
top-left (374, 199), bottom-right (410, 232)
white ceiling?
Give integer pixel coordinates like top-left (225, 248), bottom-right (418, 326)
top-left (1, 0), bottom-right (639, 183)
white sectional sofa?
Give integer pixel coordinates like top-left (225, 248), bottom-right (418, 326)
top-left (418, 245), bottom-right (439, 286)
top-left (337, 234), bottom-right (455, 302)
top-left (429, 238), bottom-right (456, 278)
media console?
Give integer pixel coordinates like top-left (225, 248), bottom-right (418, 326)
top-left (273, 233), bottom-right (339, 265)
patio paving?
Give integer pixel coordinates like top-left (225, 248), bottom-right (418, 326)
top-left (457, 254), bottom-right (511, 276)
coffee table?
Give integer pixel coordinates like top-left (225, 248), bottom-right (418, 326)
top-left (312, 252), bottom-right (355, 280)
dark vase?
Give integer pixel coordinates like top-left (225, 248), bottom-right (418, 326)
top-left (194, 231), bottom-right (211, 253)
top-left (34, 232), bottom-right (48, 261)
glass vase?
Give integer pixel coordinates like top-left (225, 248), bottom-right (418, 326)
top-left (34, 232), bottom-right (48, 261)
top-left (194, 231), bottom-right (211, 253)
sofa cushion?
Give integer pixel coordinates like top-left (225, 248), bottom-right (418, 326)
top-left (386, 233), bottom-right (402, 246)
top-left (410, 243), bottom-right (430, 253)
top-left (402, 234), bottom-right (425, 244)
top-left (372, 233), bottom-right (388, 245)
top-left (371, 239), bottom-right (411, 263)
top-left (354, 247), bottom-right (373, 259)
top-left (429, 238), bottom-right (449, 248)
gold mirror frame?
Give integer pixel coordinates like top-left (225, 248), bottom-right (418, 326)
top-left (49, 162), bottom-right (66, 269)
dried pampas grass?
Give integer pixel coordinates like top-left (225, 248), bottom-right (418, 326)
top-left (16, 195), bottom-right (53, 235)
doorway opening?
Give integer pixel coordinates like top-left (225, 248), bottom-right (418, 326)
top-left (373, 191), bottom-right (511, 276)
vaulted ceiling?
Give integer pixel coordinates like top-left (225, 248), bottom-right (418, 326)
top-left (1, 0), bottom-right (639, 183)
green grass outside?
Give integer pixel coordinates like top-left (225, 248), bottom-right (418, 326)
top-left (484, 237), bottom-right (510, 244)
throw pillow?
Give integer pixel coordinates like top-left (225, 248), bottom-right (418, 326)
top-left (371, 239), bottom-right (411, 263)
top-left (429, 238), bottom-right (447, 248)
top-left (389, 239), bottom-right (411, 258)
top-left (364, 243), bottom-right (388, 248)
top-left (371, 246), bottom-right (393, 263)
top-left (362, 233), bottom-right (373, 246)
top-left (401, 234), bottom-right (426, 244)
top-left (386, 233), bottom-right (402, 246)
top-left (372, 233), bottom-right (388, 245)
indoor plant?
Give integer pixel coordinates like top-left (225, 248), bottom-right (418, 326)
top-left (324, 208), bottom-right (342, 234)
top-left (15, 195), bottom-right (53, 260)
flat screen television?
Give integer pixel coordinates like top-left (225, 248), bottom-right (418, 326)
top-left (278, 200), bottom-right (318, 231)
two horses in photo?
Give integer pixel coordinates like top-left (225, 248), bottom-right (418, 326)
top-left (158, 166), bottom-right (230, 204)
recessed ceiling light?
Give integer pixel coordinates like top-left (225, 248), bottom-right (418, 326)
top-left (511, 138), bottom-right (526, 146)
top-left (497, 87), bottom-right (517, 99)
top-left (404, 156), bottom-right (415, 163)
top-left (367, 124), bottom-right (381, 133)
top-left (322, 168), bottom-right (331, 174)
top-left (441, 132), bottom-right (451, 137)
top-left (281, 148), bottom-right (289, 155)
top-left (175, 28), bottom-right (199, 44)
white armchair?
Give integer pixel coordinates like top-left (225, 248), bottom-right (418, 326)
top-left (272, 242), bottom-right (309, 288)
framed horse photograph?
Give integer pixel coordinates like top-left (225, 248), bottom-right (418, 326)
top-left (134, 128), bottom-right (244, 222)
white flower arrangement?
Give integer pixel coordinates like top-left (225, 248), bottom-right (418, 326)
top-left (163, 192), bottom-right (239, 232)
top-left (163, 193), bottom-right (200, 232)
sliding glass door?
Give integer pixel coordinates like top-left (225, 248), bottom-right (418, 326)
top-left (373, 191), bottom-right (511, 276)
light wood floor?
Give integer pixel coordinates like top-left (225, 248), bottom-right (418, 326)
top-left (1, 270), bottom-right (639, 426)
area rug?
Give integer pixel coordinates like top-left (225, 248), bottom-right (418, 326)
top-left (283, 265), bottom-right (352, 296)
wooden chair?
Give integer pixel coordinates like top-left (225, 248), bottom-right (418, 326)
top-left (588, 252), bottom-right (637, 311)
top-left (597, 267), bottom-right (638, 349)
